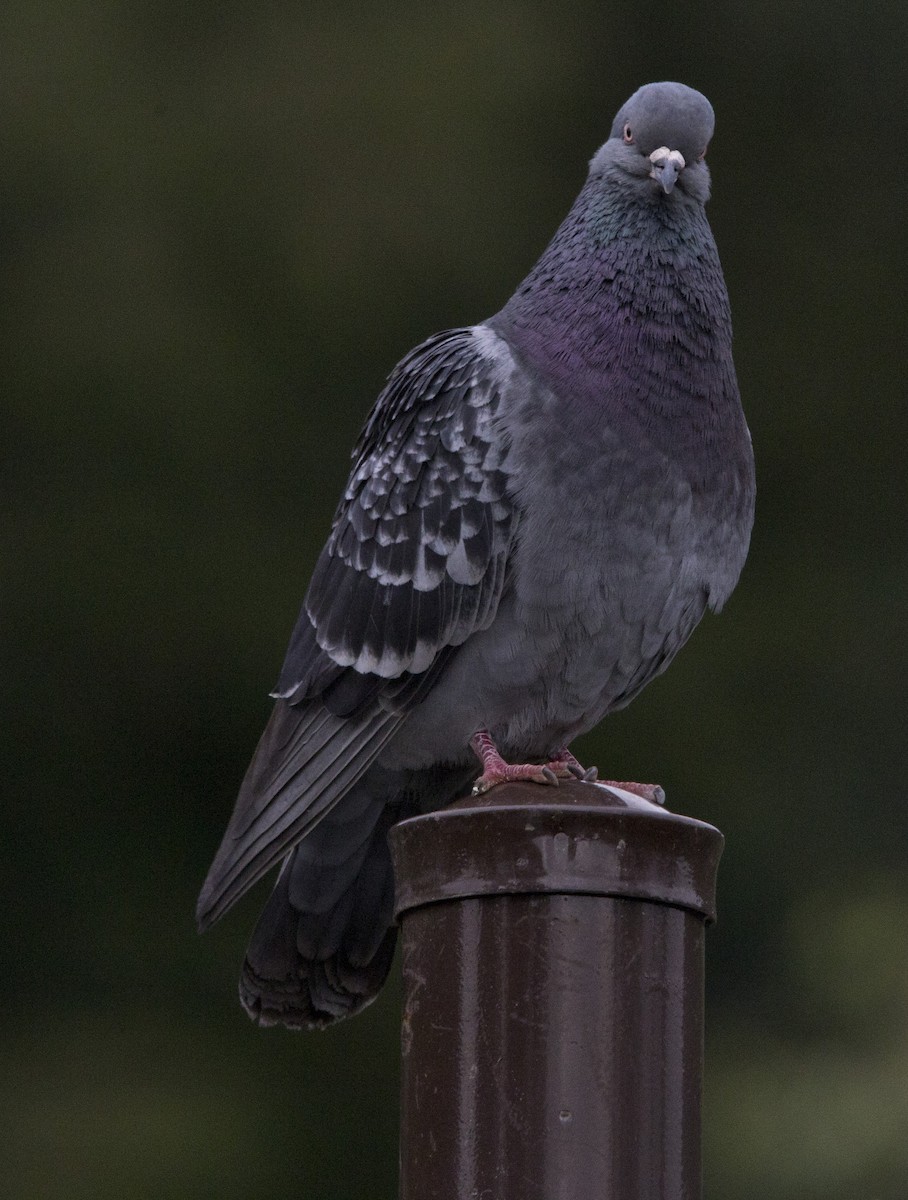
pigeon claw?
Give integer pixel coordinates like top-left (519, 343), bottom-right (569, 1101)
top-left (567, 763), bottom-right (599, 783)
top-left (549, 747), bottom-right (598, 783)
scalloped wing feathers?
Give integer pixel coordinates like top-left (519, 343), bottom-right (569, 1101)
top-left (274, 327), bottom-right (518, 698)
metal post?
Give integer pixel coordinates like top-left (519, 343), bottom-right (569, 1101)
top-left (390, 779), bottom-right (723, 1200)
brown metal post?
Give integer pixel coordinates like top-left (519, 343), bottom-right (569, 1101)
top-left (390, 779), bottom-right (723, 1200)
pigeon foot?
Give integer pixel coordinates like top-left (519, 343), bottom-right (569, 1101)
top-left (598, 780), bottom-right (666, 805)
top-left (548, 747), bottom-right (600, 783)
top-left (469, 732), bottom-right (599, 795)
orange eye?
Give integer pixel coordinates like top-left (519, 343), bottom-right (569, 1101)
top-left (697, 146), bottom-right (708, 161)
top-left (623, 123), bottom-right (633, 144)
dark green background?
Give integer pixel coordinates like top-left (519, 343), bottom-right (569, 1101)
top-left (5, 3), bottom-right (907, 1197)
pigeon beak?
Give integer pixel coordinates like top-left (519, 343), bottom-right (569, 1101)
top-left (648, 147), bottom-right (686, 194)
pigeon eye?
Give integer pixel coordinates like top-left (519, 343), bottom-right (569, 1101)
top-left (623, 123), bottom-right (634, 144)
top-left (698, 146), bottom-right (708, 161)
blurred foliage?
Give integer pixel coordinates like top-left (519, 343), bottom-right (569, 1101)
top-left (3, 1), bottom-right (906, 1197)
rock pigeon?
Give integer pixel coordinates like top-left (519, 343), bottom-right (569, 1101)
top-left (197, 81), bottom-right (756, 1029)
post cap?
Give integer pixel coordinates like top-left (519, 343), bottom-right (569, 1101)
top-left (391, 779), bottom-right (724, 923)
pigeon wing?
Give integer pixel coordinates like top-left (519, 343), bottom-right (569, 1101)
top-left (197, 326), bottom-right (518, 928)
top-left (277, 326), bottom-right (516, 704)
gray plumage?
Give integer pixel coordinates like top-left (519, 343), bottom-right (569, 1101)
top-left (197, 81), bottom-right (755, 1029)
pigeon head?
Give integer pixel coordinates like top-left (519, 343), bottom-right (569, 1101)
top-left (594, 82), bottom-right (715, 199)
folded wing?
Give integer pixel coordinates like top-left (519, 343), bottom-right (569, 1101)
top-left (197, 326), bottom-right (519, 929)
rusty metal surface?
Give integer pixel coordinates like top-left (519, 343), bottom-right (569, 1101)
top-left (393, 781), bottom-right (722, 922)
top-left (391, 780), bottom-right (723, 1200)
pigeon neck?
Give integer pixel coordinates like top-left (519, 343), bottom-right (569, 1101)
top-left (490, 174), bottom-right (734, 412)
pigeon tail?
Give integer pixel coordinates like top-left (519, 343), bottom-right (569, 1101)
top-left (196, 698), bottom-right (402, 932)
top-left (239, 792), bottom-right (399, 1029)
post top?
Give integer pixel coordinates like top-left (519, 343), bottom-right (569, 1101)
top-left (391, 779), bottom-right (724, 922)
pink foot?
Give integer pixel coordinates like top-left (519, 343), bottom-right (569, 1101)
top-left (598, 779), bottom-right (666, 805)
top-left (468, 731), bottom-right (665, 804)
top-left (469, 731), bottom-right (599, 795)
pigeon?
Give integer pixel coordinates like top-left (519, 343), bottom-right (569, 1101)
top-left (197, 81), bottom-right (756, 1029)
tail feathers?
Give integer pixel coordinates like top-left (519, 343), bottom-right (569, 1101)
top-left (239, 803), bottom-right (399, 1030)
top-left (196, 698), bottom-right (402, 932)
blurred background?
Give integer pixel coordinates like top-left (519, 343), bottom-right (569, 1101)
top-left (4, 1), bottom-right (907, 1196)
